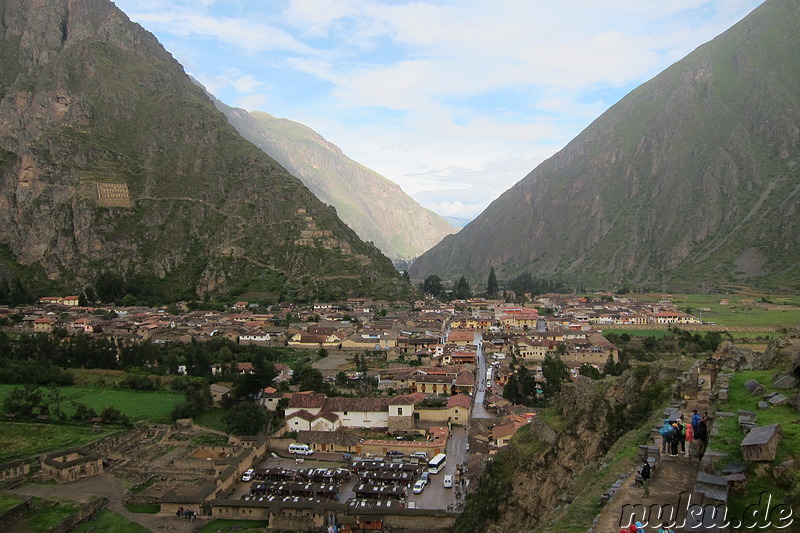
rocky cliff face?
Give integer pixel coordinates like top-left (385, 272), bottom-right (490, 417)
top-left (0, 0), bottom-right (405, 301)
top-left (410, 0), bottom-right (800, 291)
top-left (208, 97), bottom-right (455, 262)
top-left (455, 361), bottom-right (687, 532)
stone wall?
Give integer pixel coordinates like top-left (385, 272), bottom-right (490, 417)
top-left (0, 498), bottom-right (30, 532)
top-left (46, 497), bottom-right (108, 533)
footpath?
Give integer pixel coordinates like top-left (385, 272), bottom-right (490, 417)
top-left (592, 375), bottom-right (711, 532)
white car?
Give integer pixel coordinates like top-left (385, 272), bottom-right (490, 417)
top-left (241, 468), bottom-right (254, 482)
top-left (443, 474), bottom-right (454, 488)
top-left (413, 479), bottom-right (427, 494)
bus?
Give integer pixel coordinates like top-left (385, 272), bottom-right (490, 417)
top-left (428, 453), bottom-right (447, 474)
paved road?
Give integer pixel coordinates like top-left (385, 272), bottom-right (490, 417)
top-left (471, 332), bottom-right (494, 419)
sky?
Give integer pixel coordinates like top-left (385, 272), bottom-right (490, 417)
top-left (114, 0), bottom-right (764, 222)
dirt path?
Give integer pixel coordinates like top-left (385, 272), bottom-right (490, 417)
top-left (11, 474), bottom-right (207, 532)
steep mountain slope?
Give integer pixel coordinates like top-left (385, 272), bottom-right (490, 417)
top-left (0, 0), bottom-right (406, 302)
top-left (209, 97), bottom-right (455, 262)
top-left (410, 0), bottom-right (800, 291)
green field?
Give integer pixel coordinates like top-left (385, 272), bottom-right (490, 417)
top-left (0, 492), bottom-right (24, 514)
top-left (17, 498), bottom-right (80, 533)
top-left (0, 422), bottom-right (114, 462)
top-left (192, 407), bottom-right (229, 432)
top-left (637, 292), bottom-right (800, 328)
top-left (73, 509), bottom-right (151, 533)
top-left (0, 385), bottom-right (184, 423)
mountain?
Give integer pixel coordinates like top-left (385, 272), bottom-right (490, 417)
top-left (410, 0), bottom-right (800, 292)
top-left (443, 216), bottom-right (471, 229)
top-left (207, 95), bottom-right (455, 262)
top-left (0, 0), bottom-right (407, 303)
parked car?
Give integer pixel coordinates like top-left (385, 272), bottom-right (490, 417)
top-left (241, 468), bottom-right (254, 482)
top-left (387, 450), bottom-right (404, 457)
top-left (413, 479), bottom-right (427, 494)
top-left (443, 474), bottom-right (453, 488)
top-left (410, 451), bottom-right (428, 459)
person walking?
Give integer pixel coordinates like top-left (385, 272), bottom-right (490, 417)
top-left (640, 460), bottom-right (651, 498)
top-left (684, 421), bottom-right (694, 457)
top-left (670, 422), bottom-right (681, 456)
top-left (659, 419), bottom-right (672, 455)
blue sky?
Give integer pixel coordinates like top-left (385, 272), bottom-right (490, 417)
top-left (114, 0), bottom-right (764, 221)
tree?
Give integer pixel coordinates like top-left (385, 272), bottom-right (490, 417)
top-left (224, 402), bottom-right (268, 435)
top-left (541, 353), bottom-right (570, 397)
top-left (454, 276), bottom-right (471, 300)
top-left (422, 275), bottom-right (444, 298)
top-left (578, 363), bottom-right (601, 380)
top-left (3, 384), bottom-right (44, 418)
top-left (486, 267), bottom-right (498, 297)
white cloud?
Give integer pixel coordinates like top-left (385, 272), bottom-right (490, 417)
top-left (235, 93), bottom-right (273, 112)
top-left (115, 0), bottom-right (765, 218)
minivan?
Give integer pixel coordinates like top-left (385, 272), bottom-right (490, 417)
top-left (288, 443), bottom-right (314, 455)
top-left (443, 474), bottom-right (453, 488)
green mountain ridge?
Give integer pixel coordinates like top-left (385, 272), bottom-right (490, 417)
top-left (410, 0), bottom-right (800, 292)
top-left (0, 0), bottom-right (407, 302)
top-left (206, 94), bottom-right (455, 262)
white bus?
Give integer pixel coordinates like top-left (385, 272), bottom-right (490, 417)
top-left (428, 453), bottom-right (447, 474)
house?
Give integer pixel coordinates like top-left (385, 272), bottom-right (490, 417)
top-left (446, 394), bottom-right (472, 425)
top-left (210, 383), bottom-right (231, 406)
top-left (41, 448), bottom-right (103, 482)
top-left (516, 337), bottom-right (558, 362)
top-left (288, 333), bottom-right (342, 349)
top-left (236, 362), bottom-right (255, 374)
top-left (62, 296), bottom-right (80, 307)
top-left (33, 317), bottom-right (56, 333)
top-left (296, 429), bottom-right (360, 453)
top-left (260, 388), bottom-right (291, 411)
top-left (447, 331), bottom-right (474, 346)
top-left (491, 417), bottom-right (528, 447)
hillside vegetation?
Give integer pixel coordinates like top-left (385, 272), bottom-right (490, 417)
top-left (411, 0), bottom-right (800, 292)
top-left (0, 0), bottom-right (407, 303)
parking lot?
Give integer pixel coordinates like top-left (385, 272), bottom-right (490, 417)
top-left (229, 441), bottom-right (468, 512)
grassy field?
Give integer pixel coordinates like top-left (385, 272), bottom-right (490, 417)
top-left (192, 407), bottom-right (229, 432)
top-left (72, 509), bottom-right (151, 533)
top-left (0, 422), bottom-right (115, 462)
top-left (19, 498), bottom-right (80, 532)
top-left (0, 492), bottom-right (24, 514)
top-left (712, 370), bottom-right (800, 519)
top-left (0, 384), bottom-right (184, 423)
top-left (636, 292), bottom-right (800, 328)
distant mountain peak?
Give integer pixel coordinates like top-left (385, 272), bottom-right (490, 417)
top-left (201, 89), bottom-right (455, 262)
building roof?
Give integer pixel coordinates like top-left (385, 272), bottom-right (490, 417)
top-left (321, 397), bottom-right (389, 413)
top-left (447, 394), bottom-right (472, 410)
top-left (287, 393), bottom-right (327, 409)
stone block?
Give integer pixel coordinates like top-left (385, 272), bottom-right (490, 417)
top-left (769, 394), bottom-right (789, 406)
top-left (738, 410), bottom-right (757, 419)
top-left (744, 380), bottom-right (766, 396)
top-left (758, 401), bottom-right (770, 410)
top-left (718, 388), bottom-right (728, 400)
top-left (774, 375), bottom-right (798, 390)
top-left (764, 391), bottom-right (778, 399)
